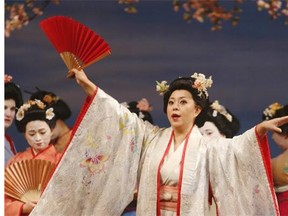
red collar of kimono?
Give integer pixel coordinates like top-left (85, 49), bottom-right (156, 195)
top-left (156, 126), bottom-right (193, 216)
top-left (31, 144), bottom-right (52, 158)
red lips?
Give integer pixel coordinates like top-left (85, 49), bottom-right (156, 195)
top-left (171, 113), bottom-right (180, 121)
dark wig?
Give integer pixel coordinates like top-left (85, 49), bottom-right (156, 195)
top-left (163, 77), bottom-right (210, 127)
top-left (263, 103), bottom-right (288, 136)
top-left (30, 90), bottom-right (71, 120)
top-left (15, 103), bottom-right (56, 133)
top-left (128, 101), bottom-right (153, 124)
top-left (5, 82), bottom-right (23, 108)
top-left (205, 102), bottom-right (240, 138)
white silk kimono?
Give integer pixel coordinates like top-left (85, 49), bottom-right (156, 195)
top-left (30, 88), bottom-right (279, 216)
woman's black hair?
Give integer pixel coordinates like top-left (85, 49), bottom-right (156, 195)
top-left (5, 82), bottom-right (23, 108)
top-left (163, 77), bottom-right (209, 127)
top-left (205, 102), bottom-right (240, 138)
top-left (15, 103), bottom-right (56, 133)
top-left (29, 90), bottom-right (71, 120)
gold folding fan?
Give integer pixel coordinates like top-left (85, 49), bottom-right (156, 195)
top-left (39, 16), bottom-right (111, 77)
top-left (5, 159), bottom-right (56, 203)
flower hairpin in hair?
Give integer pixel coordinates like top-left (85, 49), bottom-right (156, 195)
top-left (191, 72), bottom-right (213, 99)
top-left (16, 99), bottom-right (55, 121)
top-left (43, 94), bottom-right (60, 105)
top-left (263, 102), bottom-right (283, 120)
top-left (137, 98), bottom-right (153, 112)
top-left (156, 80), bottom-right (169, 96)
top-left (211, 100), bottom-right (233, 122)
top-left (45, 108), bottom-right (55, 120)
top-left (4, 74), bottom-right (13, 83)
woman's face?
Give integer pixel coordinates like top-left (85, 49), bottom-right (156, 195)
top-left (4, 99), bottom-right (16, 129)
top-left (167, 90), bottom-right (201, 131)
top-left (24, 120), bottom-right (52, 153)
top-left (272, 132), bottom-right (288, 150)
top-left (200, 121), bottom-right (225, 138)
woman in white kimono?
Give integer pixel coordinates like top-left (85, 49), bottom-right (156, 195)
top-left (30, 69), bottom-right (288, 216)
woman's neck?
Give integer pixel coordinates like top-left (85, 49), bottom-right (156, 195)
top-left (54, 120), bottom-right (70, 137)
top-left (173, 124), bottom-right (194, 150)
top-left (53, 120), bottom-right (72, 152)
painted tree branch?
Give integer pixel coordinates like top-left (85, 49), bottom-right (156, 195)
top-left (5, 0), bottom-right (60, 37)
top-left (118, 0), bottom-right (288, 30)
top-left (4, 0), bottom-right (288, 38)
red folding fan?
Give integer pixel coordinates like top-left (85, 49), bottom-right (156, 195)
top-left (40, 16), bottom-right (111, 77)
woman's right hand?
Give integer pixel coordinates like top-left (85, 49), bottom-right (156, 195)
top-left (69, 68), bottom-right (97, 97)
top-left (22, 201), bottom-right (37, 214)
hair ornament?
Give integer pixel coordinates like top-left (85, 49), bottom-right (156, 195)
top-left (263, 102), bottom-right (283, 120)
top-left (16, 99), bottom-right (55, 121)
top-left (191, 72), bottom-right (213, 99)
top-left (156, 80), bottom-right (169, 96)
top-left (156, 73), bottom-right (212, 98)
top-left (45, 107), bottom-right (55, 120)
top-left (137, 98), bottom-right (153, 112)
top-left (121, 98), bottom-right (152, 121)
top-left (211, 100), bottom-right (233, 122)
top-left (43, 94), bottom-right (60, 105)
top-left (5, 74), bottom-right (13, 83)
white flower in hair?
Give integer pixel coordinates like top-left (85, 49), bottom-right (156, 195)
top-left (22, 103), bottom-right (31, 111)
top-left (46, 108), bottom-right (55, 120)
top-left (211, 100), bottom-right (233, 122)
top-left (16, 103), bottom-right (31, 121)
top-left (16, 109), bottom-right (25, 121)
top-left (156, 80), bottom-right (169, 96)
top-left (191, 72), bottom-right (213, 98)
top-left (16, 99), bottom-right (54, 121)
top-left (34, 99), bottom-right (46, 109)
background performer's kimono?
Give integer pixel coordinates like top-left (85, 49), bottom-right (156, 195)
top-left (30, 88), bottom-right (279, 216)
top-left (272, 149), bottom-right (288, 215)
top-left (5, 133), bottom-right (17, 165)
top-left (5, 145), bottom-right (61, 216)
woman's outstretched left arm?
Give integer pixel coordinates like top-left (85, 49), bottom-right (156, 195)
top-left (256, 116), bottom-right (288, 137)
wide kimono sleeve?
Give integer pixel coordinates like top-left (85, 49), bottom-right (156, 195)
top-left (208, 127), bottom-right (279, 215)
top-left (30, 88), bottom-right (160, 216)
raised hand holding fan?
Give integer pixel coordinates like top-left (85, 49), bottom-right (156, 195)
top-left (39, 16), bottom-right (111, 78)
top-left (5, 159), bottom-right (56, 203)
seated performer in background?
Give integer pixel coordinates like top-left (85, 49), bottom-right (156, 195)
top-left (5, 99), bottom-right (61, 215)
top-left (29, 89), bottom-right (73, 153)
top-left (200, 100), bottom-right (240, 138)
top-left (263, 102), bottom-right (288, 216)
